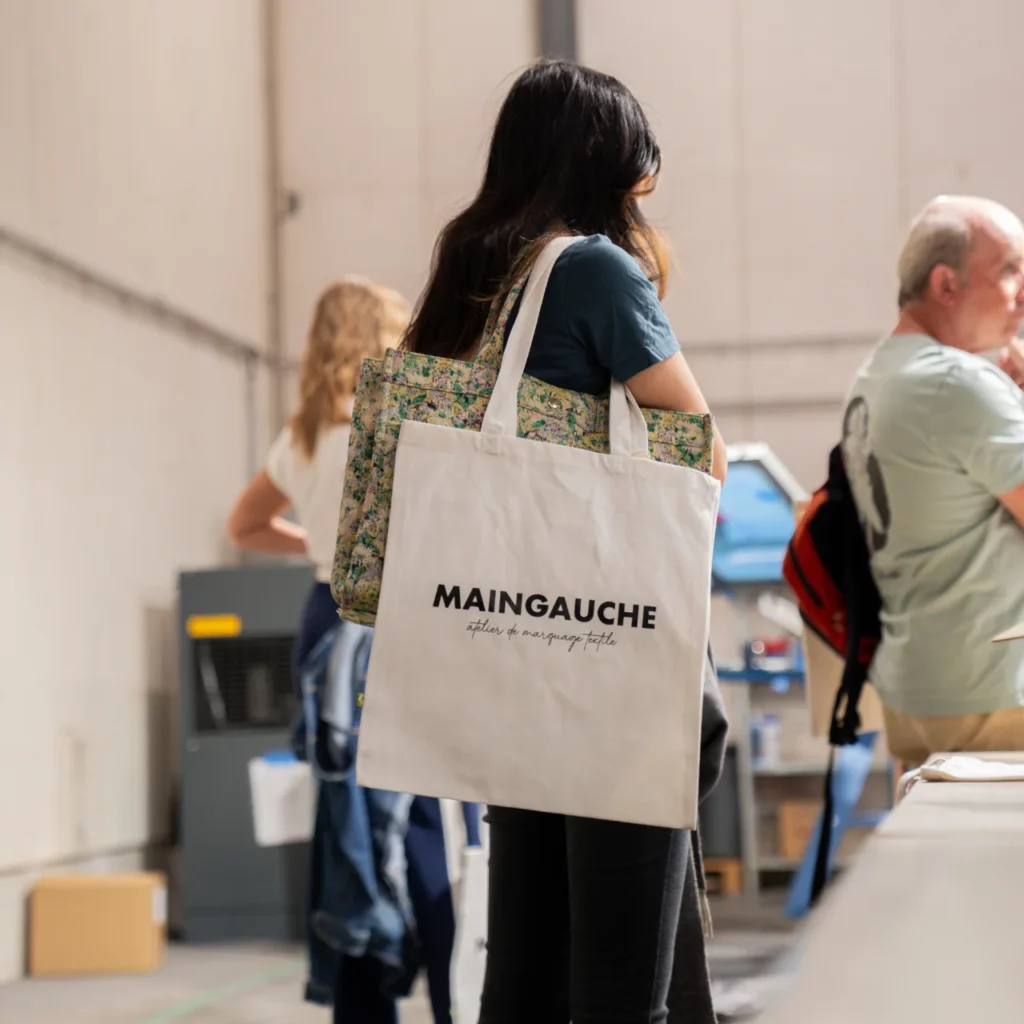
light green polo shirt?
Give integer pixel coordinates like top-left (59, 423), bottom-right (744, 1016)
top-left (842, 334), bottom-right (1024, 716)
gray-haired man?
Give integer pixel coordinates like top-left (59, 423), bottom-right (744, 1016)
top-left (843, 195), bottom-right (1024, 765)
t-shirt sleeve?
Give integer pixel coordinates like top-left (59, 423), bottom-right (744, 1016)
top-left (265, 426), bottom-right (296, 499)
top-left (559, 236), bottom-right (680, 382)
top-left (942, 364), bottom-right (1024, 496)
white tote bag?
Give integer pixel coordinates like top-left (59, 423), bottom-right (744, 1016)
top-left (451, 846), bottom-right (489, 1024)
top-left (356, 236), bottom-right (720, 828)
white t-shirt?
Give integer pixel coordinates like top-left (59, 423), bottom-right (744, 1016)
top-left (266, 423), bottom-right (351, 583)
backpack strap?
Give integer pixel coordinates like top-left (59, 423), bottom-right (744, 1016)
top-left (811, 746), bottom-right (837, 903)
top-left (809, 446), bottom-right (874, 904)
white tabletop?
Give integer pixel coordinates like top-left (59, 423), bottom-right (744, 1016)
top-left (757, 754), bottom-right (1024, 1023)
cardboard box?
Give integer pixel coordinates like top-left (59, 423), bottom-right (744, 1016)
top-left (29, 873), bottom-right (167, 977)
top-left (777, 800), bottom-right (821, 861)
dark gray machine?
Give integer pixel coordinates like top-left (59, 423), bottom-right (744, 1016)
top-left (177, 563), bottom-right (314, 941)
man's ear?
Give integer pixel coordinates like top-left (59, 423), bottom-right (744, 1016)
top-left (929, 263), bottom-right (962, 306)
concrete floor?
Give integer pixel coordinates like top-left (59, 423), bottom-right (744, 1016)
top-left (0, 896), bottom-right (799, 1023)
top-left (0, 944), bottom-right (433, 1024)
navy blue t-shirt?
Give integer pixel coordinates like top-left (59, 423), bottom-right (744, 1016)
top-left (509, 234), bottom-right (680, 396)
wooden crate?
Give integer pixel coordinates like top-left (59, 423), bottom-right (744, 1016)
top-left (704, 858), bottom-right (743, 896)
top-left (777, 800), bottom-right (821, 861)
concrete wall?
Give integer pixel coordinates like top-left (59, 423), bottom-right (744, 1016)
top-left (279, 0), bottom-right (1024, 487)
top-left (0, 0), bottom-right (268, 982)
top-left (276, 0), bottom-right (538, 358)
top-left (0, 0), bottom-right (538, 983)
top-left (579, 0), bottom-right (1024, 487)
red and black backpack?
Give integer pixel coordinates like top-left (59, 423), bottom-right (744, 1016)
top-left (782, 444), bottom-right (882, 900)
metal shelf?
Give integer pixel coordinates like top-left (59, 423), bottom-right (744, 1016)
top-left (717, 667), bottom-right (805, 686)
top-left (759, 855), bottom-right (851, 873)
top-left (753, 761), bottom-right (890, 777)
top-left (758, 856), bottom-right (802, 871)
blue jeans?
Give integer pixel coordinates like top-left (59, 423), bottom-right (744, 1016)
top-left (295, 582), bottom-right (340, 669)
top-left (296, 585), bottom-right (459, 1023)
top-left (335, 796), bottom-right (455, 1024)
top-left (297, 585), bottom-right (415, 1007)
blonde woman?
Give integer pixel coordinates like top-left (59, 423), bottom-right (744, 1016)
top-left (228, 279), bottom-right (428, 1019)
top-left (228, 277), bottom-right (408, 608)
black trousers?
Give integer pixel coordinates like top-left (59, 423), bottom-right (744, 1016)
top-left (479, 654), bottom-right (728, 1024)
top-left (479, 808), bottom-right (689, 1024)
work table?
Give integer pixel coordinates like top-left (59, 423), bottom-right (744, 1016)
top-left (757, 756), bottom-right (1024, 1023)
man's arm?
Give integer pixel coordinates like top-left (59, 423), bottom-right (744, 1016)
top-left (944, 361), bottom-right (1024, 517)
top-left (1001, 482), bottom-right (1024, 530)
top-left (989, 343), bottom-right (1024, 527)
top-left (998, 339), bottom-right (1024, 387)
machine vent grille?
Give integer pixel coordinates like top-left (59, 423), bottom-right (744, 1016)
top-left (192, 636), bottom-right (297, 732)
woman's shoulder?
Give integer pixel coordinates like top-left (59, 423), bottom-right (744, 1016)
top-left (267, 421), bottom-right (351, 488)
top-left (554, 234), bottom-right (653, 297)
top-left (558, 233), bottom-right (645, 273)
top-left (316, 422), bottom-right (352, 460)
top-left (267, 424), bottom-right (296, 464)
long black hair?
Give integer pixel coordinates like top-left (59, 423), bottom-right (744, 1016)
top-left (403, 60), bottom-right (668, 359)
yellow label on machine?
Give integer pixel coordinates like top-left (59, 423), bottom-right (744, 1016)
top-left (186, 614), bottom-right (242, 638)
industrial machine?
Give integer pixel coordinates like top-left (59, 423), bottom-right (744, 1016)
top-left (701, 444), bottom-right (808, 892)
top-left (177, 563), bottom-right (314, 941)
top-left (712, 443), bottom-right (806, 593)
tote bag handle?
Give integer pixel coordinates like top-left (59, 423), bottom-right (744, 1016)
top-left (479, 235), bottom-right (650, 460)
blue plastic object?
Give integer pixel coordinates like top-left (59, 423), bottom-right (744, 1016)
top-left (716, 668), bottom-right (804, 686)
top-left (261, 749), bottom-right (300, 764)
top-left (462, 803), bottom-right (483, 848)
top-left (784, 731), bottom-right (882, 919)
top-left (713, 460), bottom-right (796, 586)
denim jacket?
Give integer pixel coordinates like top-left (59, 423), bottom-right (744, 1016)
top-left (298, 622), bottom-right (418, 1006)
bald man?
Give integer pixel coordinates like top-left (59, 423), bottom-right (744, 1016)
top-left (842, 196), bottom-right (1024, 765)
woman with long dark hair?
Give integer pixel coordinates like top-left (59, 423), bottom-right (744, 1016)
top-left (404, 61), bottom-right (726, 1024)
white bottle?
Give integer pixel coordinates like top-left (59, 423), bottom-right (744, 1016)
top-left (759, 714), bottom-right (783, 769)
